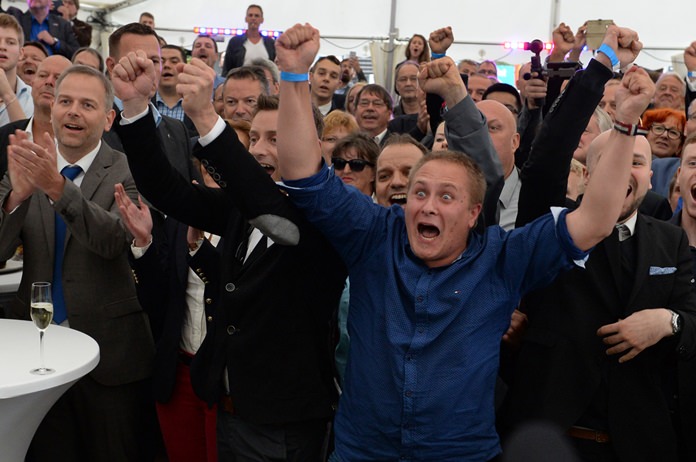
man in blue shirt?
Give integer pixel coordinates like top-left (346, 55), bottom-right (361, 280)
top-left (273, 24), bottom-right (651, 461)
top-left (13, 0), bottom-right (79, 58)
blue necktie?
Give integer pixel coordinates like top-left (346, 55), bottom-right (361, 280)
top-left (52, 165), bottom-right (82, 324)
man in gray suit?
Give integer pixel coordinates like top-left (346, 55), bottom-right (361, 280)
top-left (0, 65), bottom-right (155, 461)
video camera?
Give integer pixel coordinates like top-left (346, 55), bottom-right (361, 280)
top-left (522, 39), bottom-right (581, 107)
top-left (523, 39), bottom-right (580, 82)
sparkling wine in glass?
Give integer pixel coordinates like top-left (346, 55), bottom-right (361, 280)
top-left (30, 282), bottom-right (55, 375)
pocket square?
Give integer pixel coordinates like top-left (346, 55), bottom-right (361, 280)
top-left (649, 266), bottom-right (677, 275)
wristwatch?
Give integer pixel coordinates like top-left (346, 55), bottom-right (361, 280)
top-left (669, 310), bottom-right (682, 335)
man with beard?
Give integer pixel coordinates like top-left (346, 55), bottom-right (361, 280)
top-left (335, 56), bottom-right (365, 96)
top-left (503, 25), bottom-right (696, 462)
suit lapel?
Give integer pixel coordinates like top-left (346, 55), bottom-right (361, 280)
top-left (80, 142), bottom-right (113, 202)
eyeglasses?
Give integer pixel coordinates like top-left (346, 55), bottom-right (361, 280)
top-left (357, 99), bottom-right (387, 108)
top-left (332, 157), bottom-right (374, 172)
top-left (650, 124), bottom-right (682, 140)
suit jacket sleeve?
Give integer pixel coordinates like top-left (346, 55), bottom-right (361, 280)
top-left (50, 17), bottom-right (80, 58)
top-left (443, 95), bottom-right (504, 227)
top-left (116, 112), bottom-right (232, 235)
top-left (0, 173), bottom-right (28, 260)
top-left (515, 59), bottom-right (613, 228)
top-left (191, 123), bottom-right (306, 246)
top-left (53, 150), bottom-right (138, 259)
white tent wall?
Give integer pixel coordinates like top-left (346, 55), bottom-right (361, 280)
top-left (6, 1), bottom-right (690, 76)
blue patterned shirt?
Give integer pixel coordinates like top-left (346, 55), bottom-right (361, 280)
top-left (285, 166), bottom-right (588, 461)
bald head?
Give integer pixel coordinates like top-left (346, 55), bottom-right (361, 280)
top-left (586, 131), bottom-right (651, 173)
top-left (31, 54), bottom-right (72, 112)
top-left (477, 99), bottom-right (519, 177)
top-left (586, 132), bottom-right (652, 223)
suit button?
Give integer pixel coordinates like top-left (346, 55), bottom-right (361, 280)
top-left (225, 283), bottom-right (236, 292)
top-left (207, 315), bottom-right (213, 322)
top-left (205, 298), bottom-right (212, 305)
top-left (226, 325), bottom-right (238, 335)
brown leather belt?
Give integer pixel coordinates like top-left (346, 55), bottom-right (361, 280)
top-left (567, 426), bottom-right (611, 443)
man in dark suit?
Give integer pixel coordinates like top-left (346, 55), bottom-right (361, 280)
top-left (57, 0), bottom-right (91, 47)
top-left (103, 22), bottom-right (198, 182)
top-left (13, 0), bottom-right (79, 58)
top-left (502, 26), bottom-right (696, 462)
top-left (0, 65), bottom-right (155, 461)
top-left (354, 83), bottom-right (393, 145)
top-left (111, 51), bottom-right (346, 460)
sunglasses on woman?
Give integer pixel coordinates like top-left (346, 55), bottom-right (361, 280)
top-left (332, 157), bottom-right (374, 172)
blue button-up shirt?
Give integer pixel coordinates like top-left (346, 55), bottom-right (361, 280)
top-left (30, 16), bottom-right (59, 55)
top-left (285, 166), bottom-right (588, 461)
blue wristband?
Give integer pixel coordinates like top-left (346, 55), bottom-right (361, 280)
top-left (597, 43), bottom-right (619, 68)
top-left (688, 71), bottom-right (696, 79)
top-left (280, 71), bottom-right (309, 82)
top-left (431, 52), bottom-right (446, 59)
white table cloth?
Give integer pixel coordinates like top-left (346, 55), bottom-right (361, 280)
top-left (0, 319), bottom-right (99, 461)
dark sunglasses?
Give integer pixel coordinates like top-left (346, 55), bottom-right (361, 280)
top-left (332, 157), bottom-right (374, 172)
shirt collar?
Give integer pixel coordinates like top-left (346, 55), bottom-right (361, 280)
top-left (374, 128), bottom-right (388, 144)
top-left (617, 211), bottom-right (638, 237)
top-left (499, 167), bottom-right (520, 208)
top-left (56, 140), bottom-right (102, 174)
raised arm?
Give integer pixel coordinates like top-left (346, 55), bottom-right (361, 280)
top-left (516, 25), bottom-right (640, 228)
top-left (567, 63), bottom-right (654, 251)
top-left (275, 24), bottom-right (323, 180)
top-left (419, 56), bottom-right (504, 226)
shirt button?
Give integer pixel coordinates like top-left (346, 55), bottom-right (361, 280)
top-left (417, 328), bottom-right (424, 334)
top-left (225, 282), bottom-right (236, 292)
top-left (405, 390), bottom-right (412, 397)
top-left (207, 316), bottom-right (213, 322)
top-left (205, 298), bottom-right (213, 305)
top-left (416, 295), bottom-right (423, 302)
top-left (406, 355), bottom-right (412, 361)
top-left (226, 325), bottom-right (238, 335)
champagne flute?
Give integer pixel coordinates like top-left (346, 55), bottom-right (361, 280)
top-left (30, 282), bottom-right (55, 375)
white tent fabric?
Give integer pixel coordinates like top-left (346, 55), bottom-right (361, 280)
top-left (8, 0), bottom-right (690, 76)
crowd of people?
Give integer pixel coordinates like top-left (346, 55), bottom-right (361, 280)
top-left (1, 1), bottom-right (696, 461)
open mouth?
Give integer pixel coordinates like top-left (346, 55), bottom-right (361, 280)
top-left (162, 71), bottom-right (175, 78)
top-left (259, 162), bottom-right (275, 176)
top-left (418, 223), bottom-right (440, 239)
top-left (64, 123), bottom-right (84, 132)
top-left (691, 185), bottom-right (696, 201)
top-left (389, 193), bottom-right (407, 205)
top-left (626, 185), bottom-right (633, 198)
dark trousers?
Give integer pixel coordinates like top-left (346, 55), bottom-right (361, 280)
top-left (217, 411), bottom-right (329, 462)
top-left (26, 375), bottom-right (158, 462)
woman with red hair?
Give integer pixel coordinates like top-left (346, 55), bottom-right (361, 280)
top-left (645, 108), bottom-right (686, 198)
